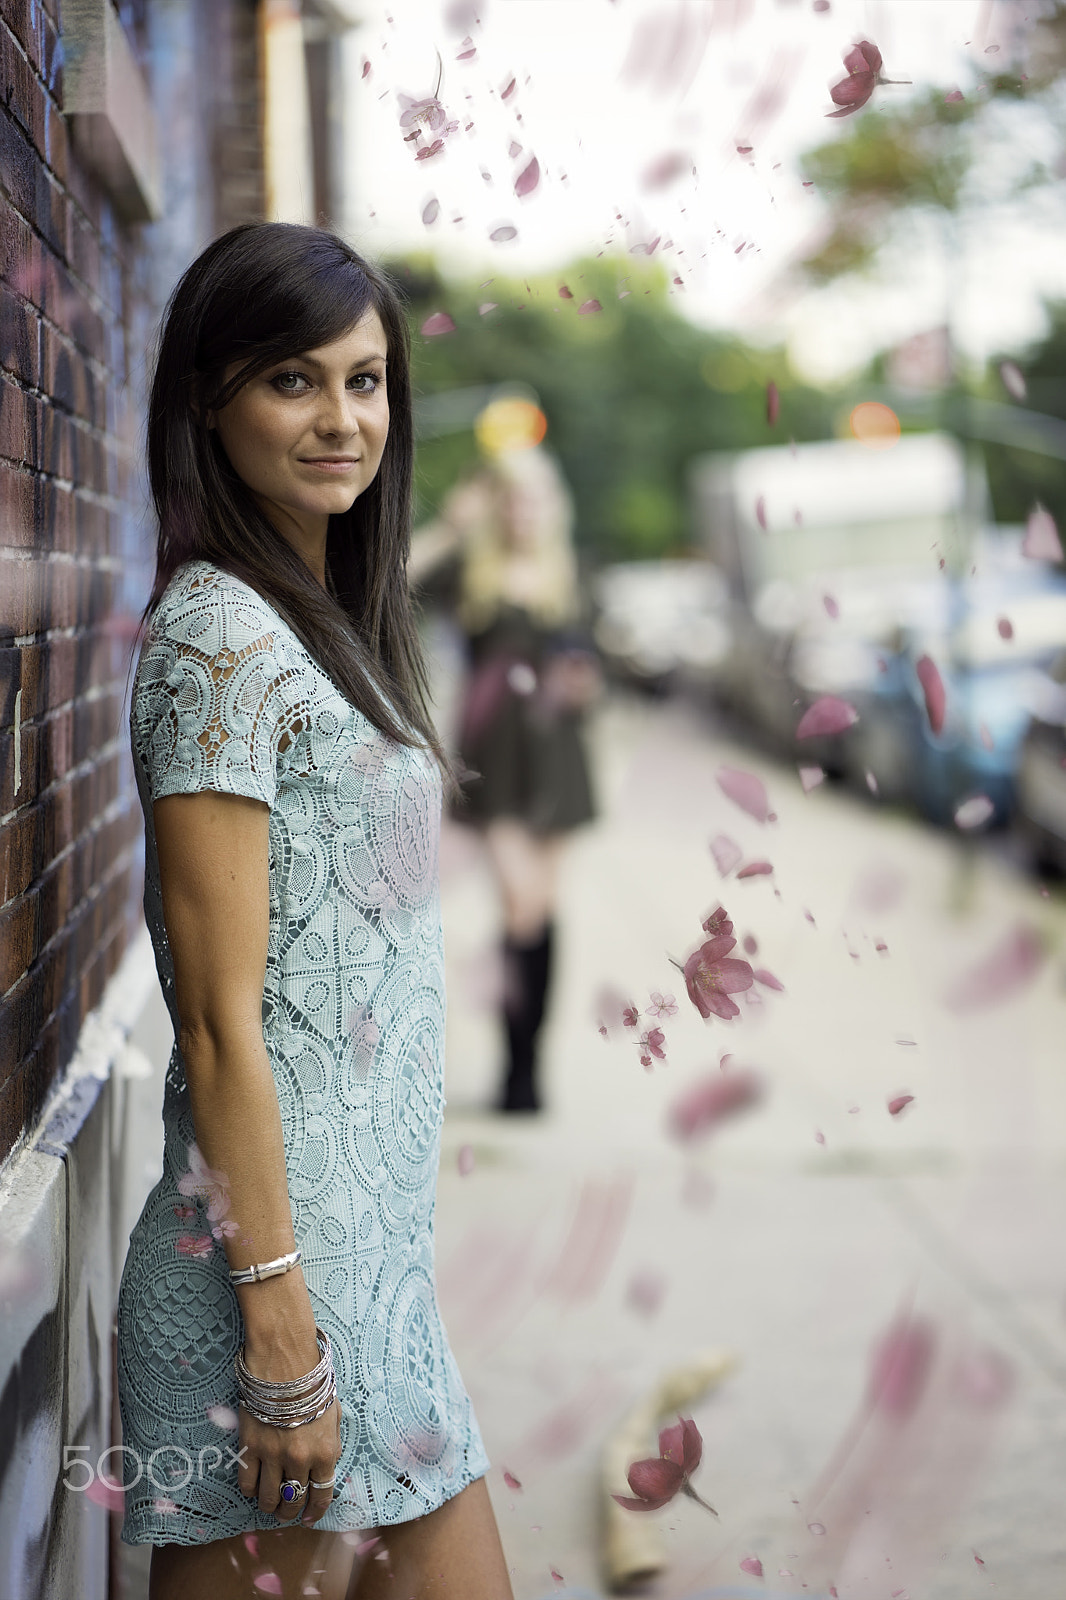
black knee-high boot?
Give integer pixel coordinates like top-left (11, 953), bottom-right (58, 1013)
top-left (498, 922), bottom-right (554, 1112)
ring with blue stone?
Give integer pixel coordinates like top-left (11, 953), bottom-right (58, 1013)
top-left (279, 1478), bottom-right (308, 1504)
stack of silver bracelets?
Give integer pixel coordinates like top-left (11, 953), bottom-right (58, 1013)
top-left (229, 1248), bottom-right (338, 1429)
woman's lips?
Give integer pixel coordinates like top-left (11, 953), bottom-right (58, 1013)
top-left (300, 458), bottom-right (359, 473)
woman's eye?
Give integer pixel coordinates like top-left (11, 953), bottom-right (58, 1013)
top-left (273, 371), bottom-right (310, 394)
top-left (349, 373), bottom-right (382, 392)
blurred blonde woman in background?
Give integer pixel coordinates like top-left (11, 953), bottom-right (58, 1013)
top-left (410, 442), bottom-right (602, 1112)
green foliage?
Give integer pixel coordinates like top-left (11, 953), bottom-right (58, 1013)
top-left (982, 299), bottom-right (1066, 534)
top-left (389, 252), bottom-right (838, 563)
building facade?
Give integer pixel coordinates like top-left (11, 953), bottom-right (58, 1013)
top-left (0, 2), bottom-right (356, 1593)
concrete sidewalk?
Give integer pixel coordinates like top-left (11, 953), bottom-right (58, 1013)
top-left (433, 689), bottom-right (1066, 1600)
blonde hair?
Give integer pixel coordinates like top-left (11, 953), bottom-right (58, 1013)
top-left (447, 447), bottom-right (581, 634)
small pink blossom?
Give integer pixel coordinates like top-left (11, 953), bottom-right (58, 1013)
top-left (826, 38), bottom-right (909, 119)
top-left (622, 1005), bottom-right (641, 1029)
top-left (211, 1219), bottom-right (241, 1241)
top-left (639, 1026), bottom-right (667, 1061)
top-left (683, 932), bottom-right (752, 1020)
top-left (415, 139), bottom-right (445, 162)
top-left (173, 1204), bottom-right (197, 1219)
top-left (646, 991), bottom-right (678, 1019)
top-left (176, 1233), bottom-right (215, 1259)
top-left (613, 1418), bottom-right (717, 1515)
top-left (399, 95), bottom-right (447, 131)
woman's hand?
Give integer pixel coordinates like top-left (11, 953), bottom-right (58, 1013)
top-left (237, 1391), bottom-right (342, 1526)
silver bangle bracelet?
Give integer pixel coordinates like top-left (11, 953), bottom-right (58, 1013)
top-left (229, 1248), bottom-right (302, 1285)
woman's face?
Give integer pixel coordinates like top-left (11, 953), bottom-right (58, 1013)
top-left (208, 308), bottom-right (391, 544)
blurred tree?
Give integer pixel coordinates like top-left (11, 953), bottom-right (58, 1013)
top-left (387, 253), bottom-right (838, 564)
top-left (983, 299), bottom-right (1066, 532)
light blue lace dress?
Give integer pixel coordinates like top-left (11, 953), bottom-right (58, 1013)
top-left (116, 559), bottom-right (489, 1546)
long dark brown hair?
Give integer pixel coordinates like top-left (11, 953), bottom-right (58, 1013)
top-left (138, 221), bottom-right (458, 798)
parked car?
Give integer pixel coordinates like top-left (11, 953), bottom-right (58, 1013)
top-left (1013, 649), bottom-right (1066, 872)
top-left (591, 560), bottom-right (731, 693)
top-left (843, 571), bottom-right (1066, 826)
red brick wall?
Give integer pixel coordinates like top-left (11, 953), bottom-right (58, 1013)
top-left (0, 0), bottom-right (153, 1167)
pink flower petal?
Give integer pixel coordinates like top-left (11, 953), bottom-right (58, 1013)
top-left (558, 284), bottom-right (573, 299)
top-left (578, 298), bottom-right (603, 314)
top-left (798, 764), bottom-right (825, 792)
top-left (421, 311), bottom-right (456, 337)
top-left (736, 859), bottom-right (773, 878)
top-left (626, 1266), bottom-right (667, 1315)
top-left (85, 1473), bottom-right (127, 1513)
top-left (944, 87), bottom-right (965, 103)
top-left (823, 593), bottom-right (839, 618)
top-left (1023, 503), bottom-right (1063, 561)
top-left (667, 1069), bottom-right (763, 1142)
top-left (999, 360), bottom-right (1026, 400)
top-left (457, 1143), bottom-right (475, 1176)
top-left (755, 494), bottom-right (767, 530)
top-left (625, 1455), bottom-right (685, 1506)
top-left (253, 1573), bottom-right (284, 1596)
top-left (796, 695), bottom-right (859, 739)
top-left (478, 302), bottom-right (498, 315)
top-left (514, 155), bottom-right (540, 197)
top-left (503, 1469), bottom-right (523, 1491)
top-left (489, 224), bottom-right (517, 242)
top-left (867, 1314), bottom-right (937, 1418)
top-left (710, 832), bottom-right (743, 876)
top-left (915, 653), bottom-right (946, 735)
top-left (766, 381), bottom-right (780, 426)
top-left (887, 1093), bottom-right (914, 1116)
top-left (500, 76), bottom-right (517, 100)
top-left (740, 1556), bottom-right (764, 1576)
top-left (716, 764), bottom-right (771, 823)
top-left (752, 967), bottom-right (784, 990)
top-left (421, 198), bottom-right (440, 225)
top-left (996, 614), bottom-right (1013, 640)
top-left (943, 921), bottom-right (1045, 1011)
top-left (954, 794), bottom-right (994, 830)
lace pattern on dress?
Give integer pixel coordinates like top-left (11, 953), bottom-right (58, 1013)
top-left (116, 561), bottom-right (489, 1546)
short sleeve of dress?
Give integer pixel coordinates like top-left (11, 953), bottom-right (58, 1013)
top-left (133, 570), bottom-right (298, 810)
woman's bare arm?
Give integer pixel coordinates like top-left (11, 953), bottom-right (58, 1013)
top-left (154, 787), bottom-right (340, 1517)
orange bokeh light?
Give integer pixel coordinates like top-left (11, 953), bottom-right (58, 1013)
top-left (849, 401), bottom-right (901, 448)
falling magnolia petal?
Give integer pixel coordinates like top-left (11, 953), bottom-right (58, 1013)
top-left (753, 967), bottom-right (784, 990)
top-left (421, 198), bottom-right (440, 225)
top-left (795, 695), bottom-right (859, 739)
top-left (514, 155), bottom-right (540, 197)
top-left (252, 1573), bottom-right (284, 1596)
top-left (944, 86), bottom-right (965, 103)
top-left (1023, 503), bottom-right (1063, 561)
top-left (943, 921), bottom-right (1045, 1012)
top-left (421, 311), bottom-right (456, 336)
top-left (740, 1556), bottom-right (765, 1577)
top-left (716, 764), bottom-right (771, 823)
top-left (823, 593), bottom-right (839, 618)
top-left (766, 380), bottom-right (780, 426)
top-left (999, 359), bottom-right (1026, 400)
top-left (867, 1313), bottom-right (937, 1418)
top-left (667, 1068), bottom-right (763, 1142)
top-left (915, 654), bottom-right (946, 734)
top-left (954, 794), bottom-right (994, 831)
top-left (641, 150), bottom-right (690, 190)
top-left (711, 832), bottom-right (743, 876)
top-left (489, 224), bottom-right (517, 242)
top-left (85, 1473), bottom-right (126, 1513)
top-left (503, 1469), bottom-right (522, 1491)
top-left (578, 299), bottom-right (603, 314)
top-left (457, 1143), bottom-right (475, 1176)
top-left (737, 860), bottom-right (773, 879)
top-left (887, 1093), bottom-right (914, 1116)
top-left (799, 764), bottom-right (825, 792)
top-left (558, 284), bottom-right (573, 299)
top-left (755, 494), bottom-right (767, 530)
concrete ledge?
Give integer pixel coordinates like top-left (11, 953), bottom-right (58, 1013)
top-left (61, 0), bottom-right (163, 223)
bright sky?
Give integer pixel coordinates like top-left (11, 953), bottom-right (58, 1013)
top-left (339, 0), bottom-right (1066, 382)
